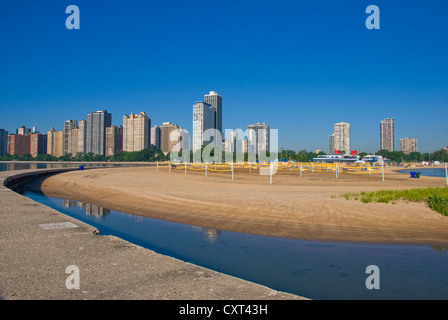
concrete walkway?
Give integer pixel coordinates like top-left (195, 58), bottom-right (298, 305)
top-left (0, 168), bottom-right (306, 300)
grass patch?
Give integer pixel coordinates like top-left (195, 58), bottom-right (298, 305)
top-left (428, 195), bottom-right (448, 216)
top-left (341, 187), bottom-right (448, 216)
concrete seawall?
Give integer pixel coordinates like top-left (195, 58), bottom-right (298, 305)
top-left (0, 167), bottom-right (306, 300)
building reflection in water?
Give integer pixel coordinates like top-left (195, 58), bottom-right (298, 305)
top-left (192, 226), bottom-right (221, 244)
top-left (7, 163), bottom-right (37, 171)
top-left (63, 200), bottom-right (110, 219)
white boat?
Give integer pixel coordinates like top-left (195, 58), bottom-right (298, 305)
top-left (312, 153), bottom-right (384, 164)
top-left (361, 155), bottom-right (384, 164)
top-left (312, 154), bottom-right (360, 163)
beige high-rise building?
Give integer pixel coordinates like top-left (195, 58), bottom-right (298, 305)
top-left (30, 133), bottom-right (47, 158)
top-left (160, 122), bottom-right (183, 155)
top-left (106, 126), bottom-right (123, 157)
top-left (78, 120), bottom-right (87, 154)
top-left (47, 128), bottom-right (64, 158)
top-left (123, 112), bottom-right (150, 152)
top-left (399, 137), bottom-right (418, 155)
top-left (68, 127), bottom-right (79, 155)
top-left (64, 120), bottom-right (78, 155)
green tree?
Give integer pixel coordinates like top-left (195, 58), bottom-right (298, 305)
top-left (34, 153), bottom-right (57, 161)
top-left (407, 152), bottom-right (421, 162)
top-left (19, 154), bottom-right (33, 161)
top-left (92, 154), bottom-right (105, 161)
top-left (431, 148), bottom-right (448, 162)
top-left (82, 152), bottom-right (95, 162)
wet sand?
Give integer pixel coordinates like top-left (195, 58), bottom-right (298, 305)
top-left (40, 165), bottom-right (448, 245)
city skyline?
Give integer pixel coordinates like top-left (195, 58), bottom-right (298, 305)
top-left (1, 1), bottom-right (447, 153)
top-left (1, 102), bottom-right (444, 157)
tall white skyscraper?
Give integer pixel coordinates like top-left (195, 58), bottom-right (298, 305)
top-left (192, 101), bottom-right (216, 152)
top-left (247, 122), bottom-right (270, 155)
top-left (204, 91), bottom-right (222, 139)
top-left (332, 122), bottom-right (351, 153)
top-left (380, 118), bottom-right (394, 151)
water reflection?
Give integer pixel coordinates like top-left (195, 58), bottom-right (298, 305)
top-left (0, 163), bottom-right (44, 171)
top-left (18, 187), bottom-right (448, 300)
top-left (63, 200), bottom-right (111, 218)
top-left (192, 226), bottom-right (222, 244)
top-left (62, 198), bottom-right (220, 242)
top-left (0, 162), bottom-right (152, 172)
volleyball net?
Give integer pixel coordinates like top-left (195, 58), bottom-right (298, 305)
top-left (155, 161), bottom-right (384, 176)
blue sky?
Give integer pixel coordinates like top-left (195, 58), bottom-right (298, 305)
top-left (0, 0), bottom-right (447, 153)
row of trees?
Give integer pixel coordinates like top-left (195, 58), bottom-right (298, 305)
top-left (279, 148), bottom-right (448, 163)
top-left (0, 149), bottom-right (168, 163)
top-left (0, 148), bottom-right (446, 163)
top-left (375, 148), bottom-right (448, 163)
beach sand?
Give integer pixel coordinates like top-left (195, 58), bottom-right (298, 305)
top-left (40, 165), bottom-right (448, 245)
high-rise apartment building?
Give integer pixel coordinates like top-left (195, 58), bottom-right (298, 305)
top-left (247, 122), bottom-right (270, 155)
top-left (331, 122), bottom-right (351, 154)
top-left (150, 125), bottom-right (161, 150)
top-left (223, 140), bottom-right (233, 153)
top-left (223, 130), bottom-right (238, 153)
top-left (7, 134), bottom-right (30, 157)
top-left (399, 137), bottom-right (418, 155)
top-left (68, 127), bottom-right (79, 155)
top-left (192, 102), bottom-right (216, 153)
top-left (47, 128), bottom-right (64, 158)
top-left (16, 126), bottom-right (31, 135)
top-left (30, 133), bottom-right (47, 158)
top-left (380, 118), bottom-right (394, 151)
top-left (7, 127), bottom-right (33, 156)
top-left (204, 91), bottom-right (222, 139)
top-left (78, 120), bottom-right (87, 154)
top-left (160, 122), bottom-right (183, 155)
top-left (223, 130), bottom-right (248, 155)
top-left (86, 110), bottom-right (112, 156)
top-left (329, 134), bottom-right (335, 154)
top-left (0, 129), bottom-right (8, 156)
top-left (122, 112), bottom-right (150, 152)
top-left (106, 126), bottom-right (123, 157)
top-left (64, 120), bottom-right (78, 155)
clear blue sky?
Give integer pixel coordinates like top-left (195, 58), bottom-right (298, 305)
top-left (1, 0), bottom-right (447, 153)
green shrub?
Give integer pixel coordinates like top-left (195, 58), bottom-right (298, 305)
top-left (340, 187), bottom-right (448, 215)
top-left (427, 195), bottom-right (448, 216)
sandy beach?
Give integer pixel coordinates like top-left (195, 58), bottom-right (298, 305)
top-left (39, 165), bottom-right (448, 245)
